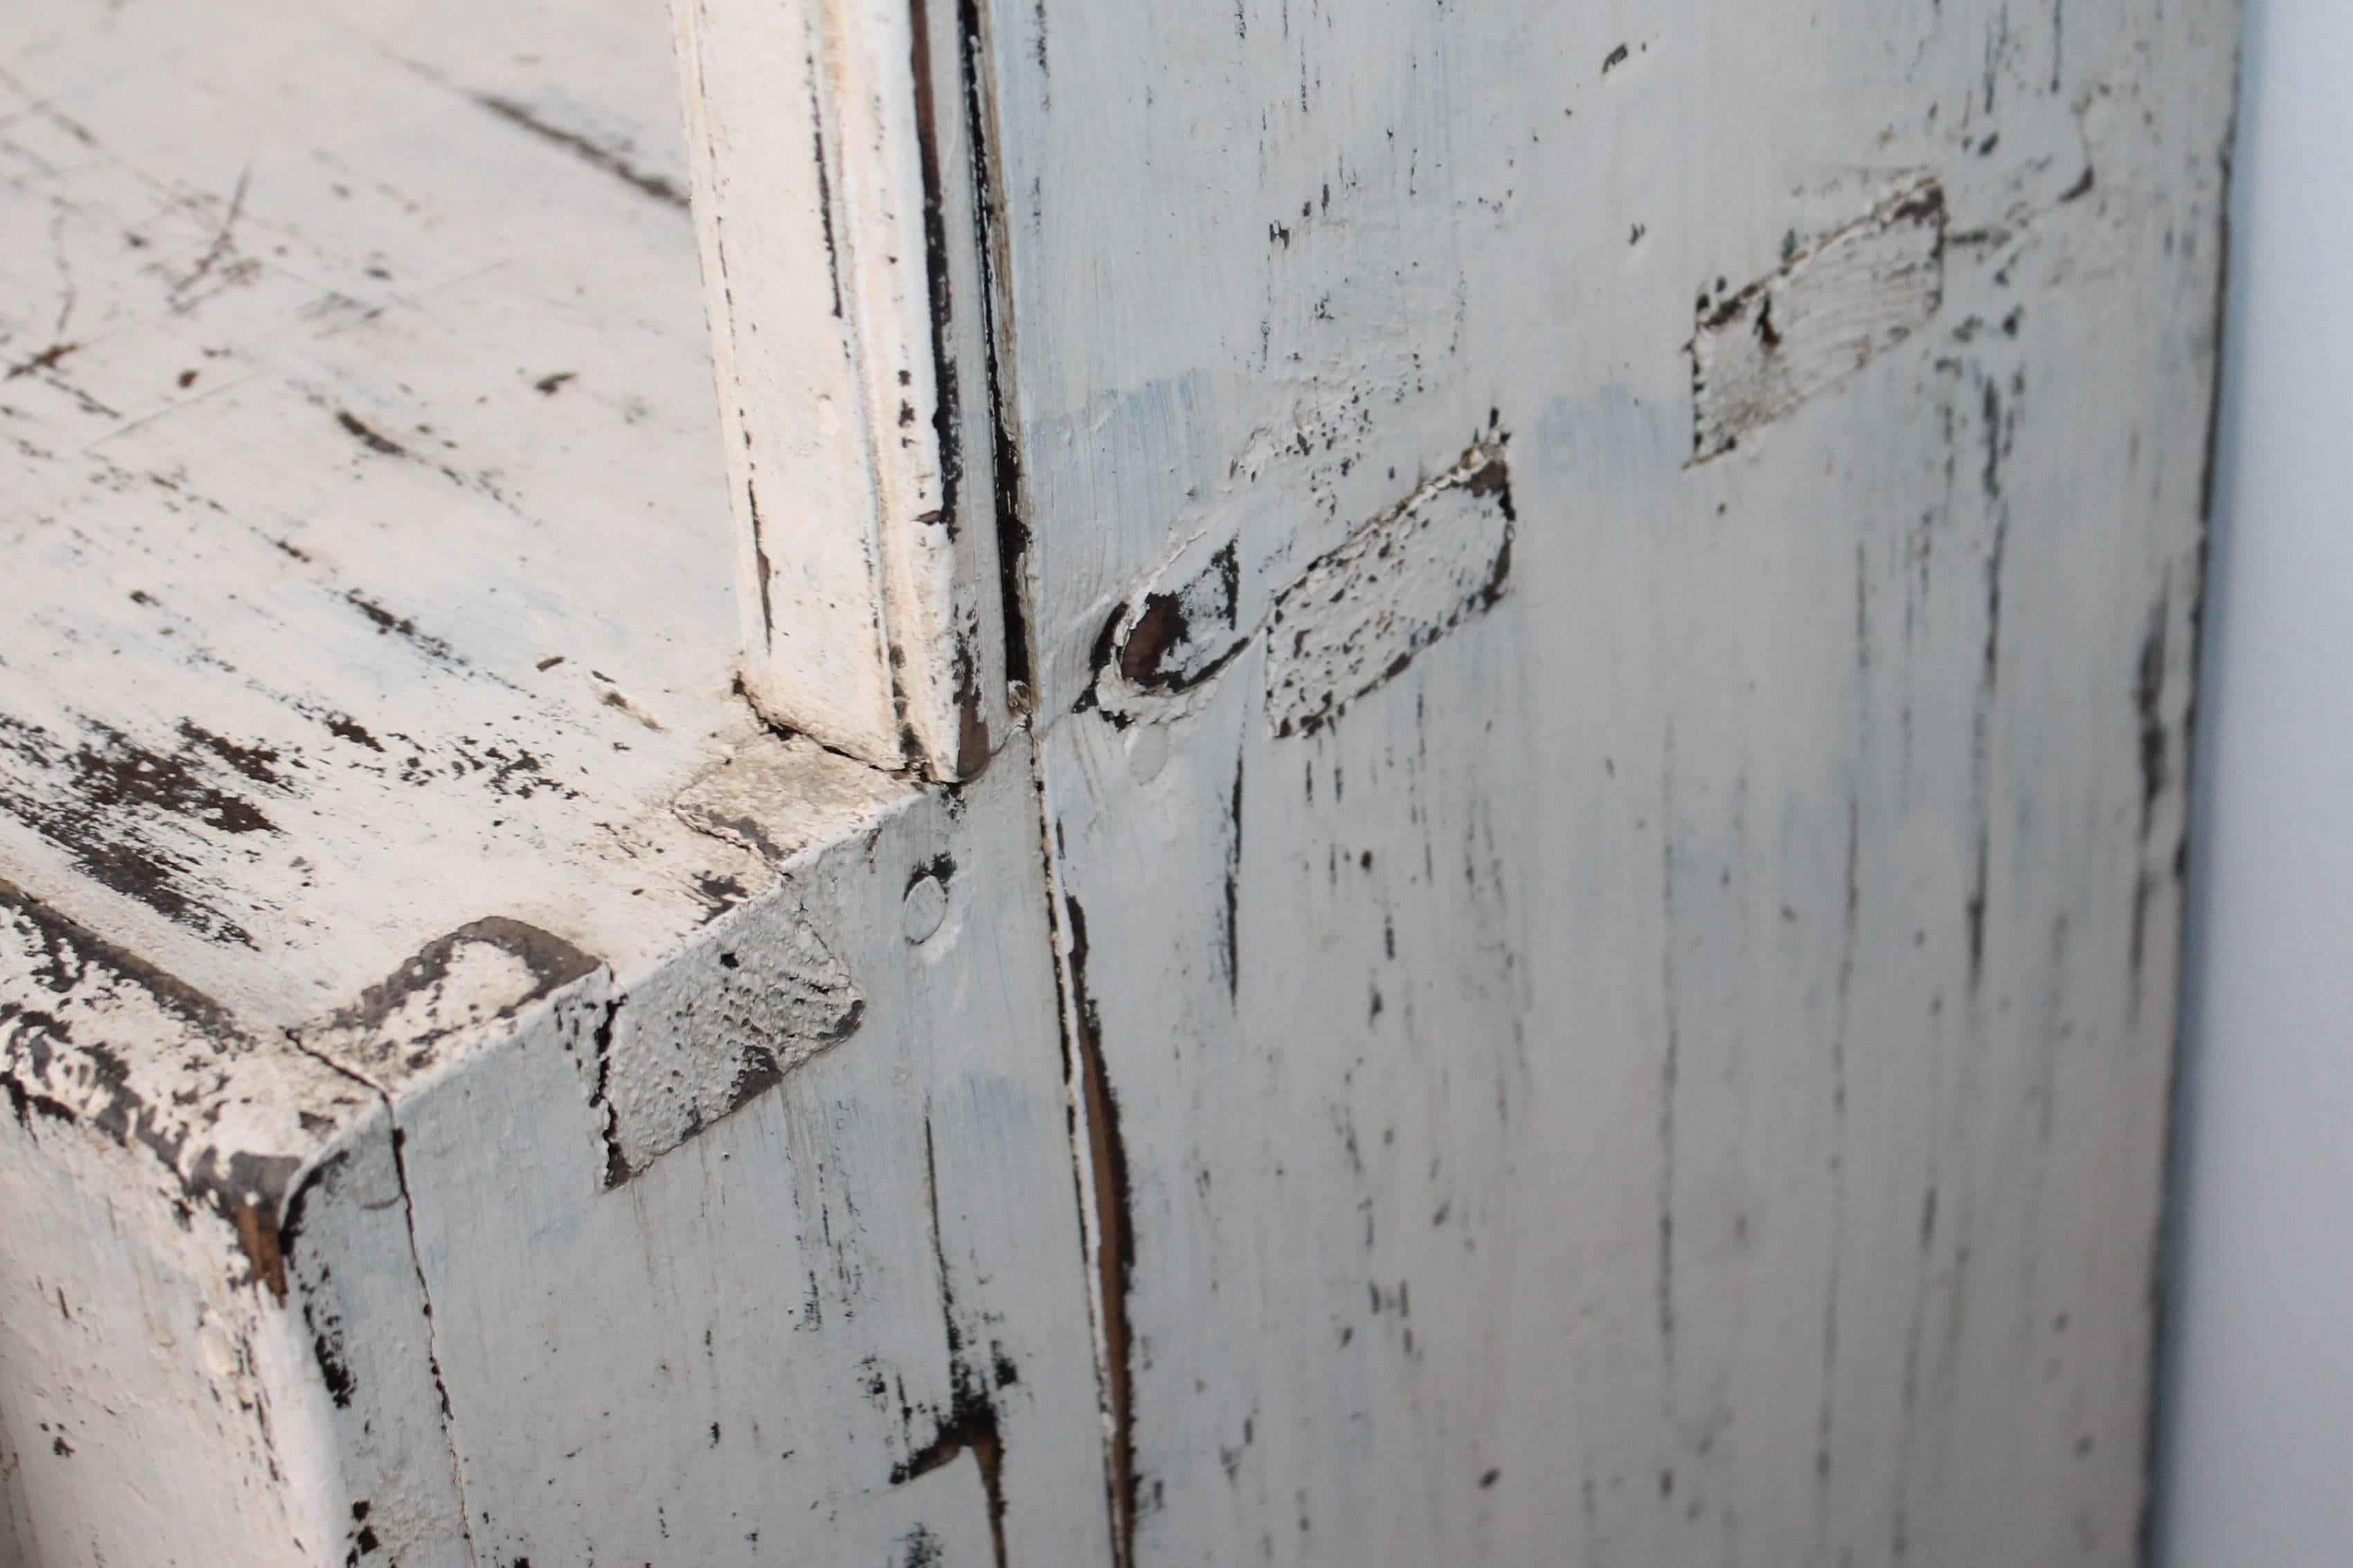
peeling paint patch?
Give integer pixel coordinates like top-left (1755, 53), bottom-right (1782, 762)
top-left (1265, 445), bottom-right (1514, 739)
top-left (1059, 894), bottom-right (1137, 1554)
top-left (0, 876), bottom-right (372, 1293)
top-left (1691, 179), bottom-right (1946, 461)
top-left (0, 712), bottom-right (284, 946)
top-left (1117, 542), bottom-right (1241, 694)
top-left (594, 885), bottom-right (864, 1182)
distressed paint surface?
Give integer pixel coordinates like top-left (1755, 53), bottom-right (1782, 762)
top-left (1, 1111), bottom-right (324, 1567)
top-left (1692, 180), bottom-right (1950, 462)
top-left (0, 883), bottom-right (467, 1566)
top-left (0, 3), bottom-right (1103, 1564)
top-left (2, 0), bottom-right (2236, 1562)
top-left (978, 0), bottom-right (2234, 1562)
top-left (391, 737), bottom-right (1111, 1565)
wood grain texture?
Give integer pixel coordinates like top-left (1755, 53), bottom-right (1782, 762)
top-left (989, 0), bottom-right (2236, 1561)
top-left (1692, 180), bottom-right (1948, 462)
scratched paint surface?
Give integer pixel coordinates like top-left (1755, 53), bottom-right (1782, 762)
top-left (985, 0), bottom-right (2234, 1562)
top-left (390, 739), bottom-right (1111, 1566)
top-left (0, 0), bottom-right (762, 1026)
top-left (3, 0), bottom-right (2235, 1562)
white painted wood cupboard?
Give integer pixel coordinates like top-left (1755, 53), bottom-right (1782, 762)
top-left (0, 0), bottom-right (2235, 1562)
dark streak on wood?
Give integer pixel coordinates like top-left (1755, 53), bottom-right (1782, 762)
top-left (335, 409), bottom-right (409, 458)
top-left (961, 0), bottom-right (1035, 698)
top-left (587, 995), bottom-right (631, 1190)
top-left (2129, 580), bottom-right (2172, 984)
top-left (2134, 587), bottom-right (2170, 847)
top-left (0, 877), bottom-right (315, 1294)
top-left (303, 917), bottom-right (599, 1067)
top-left (231, 1201), bottom-right (289, 1305)
top-left (325, 713), bottom-right (385, 752)
top-left (343, 590), bottom-right (461, 667)
top-left (277, 1150), bottom-right (358, 1396)
top-left (744, 481), bottom-right (778, 651)
top-left (0, 712), bottom-right (284, 945)
top-left (471, 93), bottom-right (692, 211)
top-left (803, 57), bottom-right (845, 319)
top-left (2196, 158), bottom-right (2235, 529)
top-left (908, 0), bottom-right (967, 552)
top-left (1223, 753), bottom-right (1243, 1001)
top-left (3, 342), bottom-right (78, 380)
top-left (910, 0), bottom-right (999, 780)
top-left (898, 1114), bottom-right (1011, 1568)
top-left (1061, 894), bottom-right (1137, 1564)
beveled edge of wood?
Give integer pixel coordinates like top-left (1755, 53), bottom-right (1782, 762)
top-left (672, 0), bottom-right (1023, 783)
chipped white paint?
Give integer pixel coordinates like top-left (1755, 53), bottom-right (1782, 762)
top-left (0, 885), bottom-right (465, 1567)
top-left (0, 0), bottom-right (767, 1022)
top-left (1692, 179), bottom-right (1950, 462)
top-left (388, 735), bottom-right (1110, 1565)
top-left (598, 872), bottom-right (866, 1179)
top-left (976, 0), bottom-right (2233, 1560)
top-left (1, 1112), bottom-right (323, 1568)
top-left (1, 0), bottom-right (2236, 1565)
top-left (1263, 445), bottom-right (1515, 739)
top-left (673, 730), bottom-right (912, 864)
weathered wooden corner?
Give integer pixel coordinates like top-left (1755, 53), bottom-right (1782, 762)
top-left (2, 871), bottom-right (473, 1564)
top-left (3, 729), bottom-right (1113, 1565)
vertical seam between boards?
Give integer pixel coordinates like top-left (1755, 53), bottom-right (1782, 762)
top-left (280, 1037), bottom-right (482, 1567)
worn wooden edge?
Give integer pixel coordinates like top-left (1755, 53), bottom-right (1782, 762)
top-left (0, 725), bottom-right (955, 1560)
top-left (0, 730), bottom-right (919, 1300)
top-left (672, 0), bottom-right (1021, 782)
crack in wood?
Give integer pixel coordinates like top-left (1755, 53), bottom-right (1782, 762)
top-left (1056, 892), bottom-right (1137, 1564)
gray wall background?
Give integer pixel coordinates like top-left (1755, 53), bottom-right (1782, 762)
top-left (2157, 0), bottom-right (2353, 1561)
